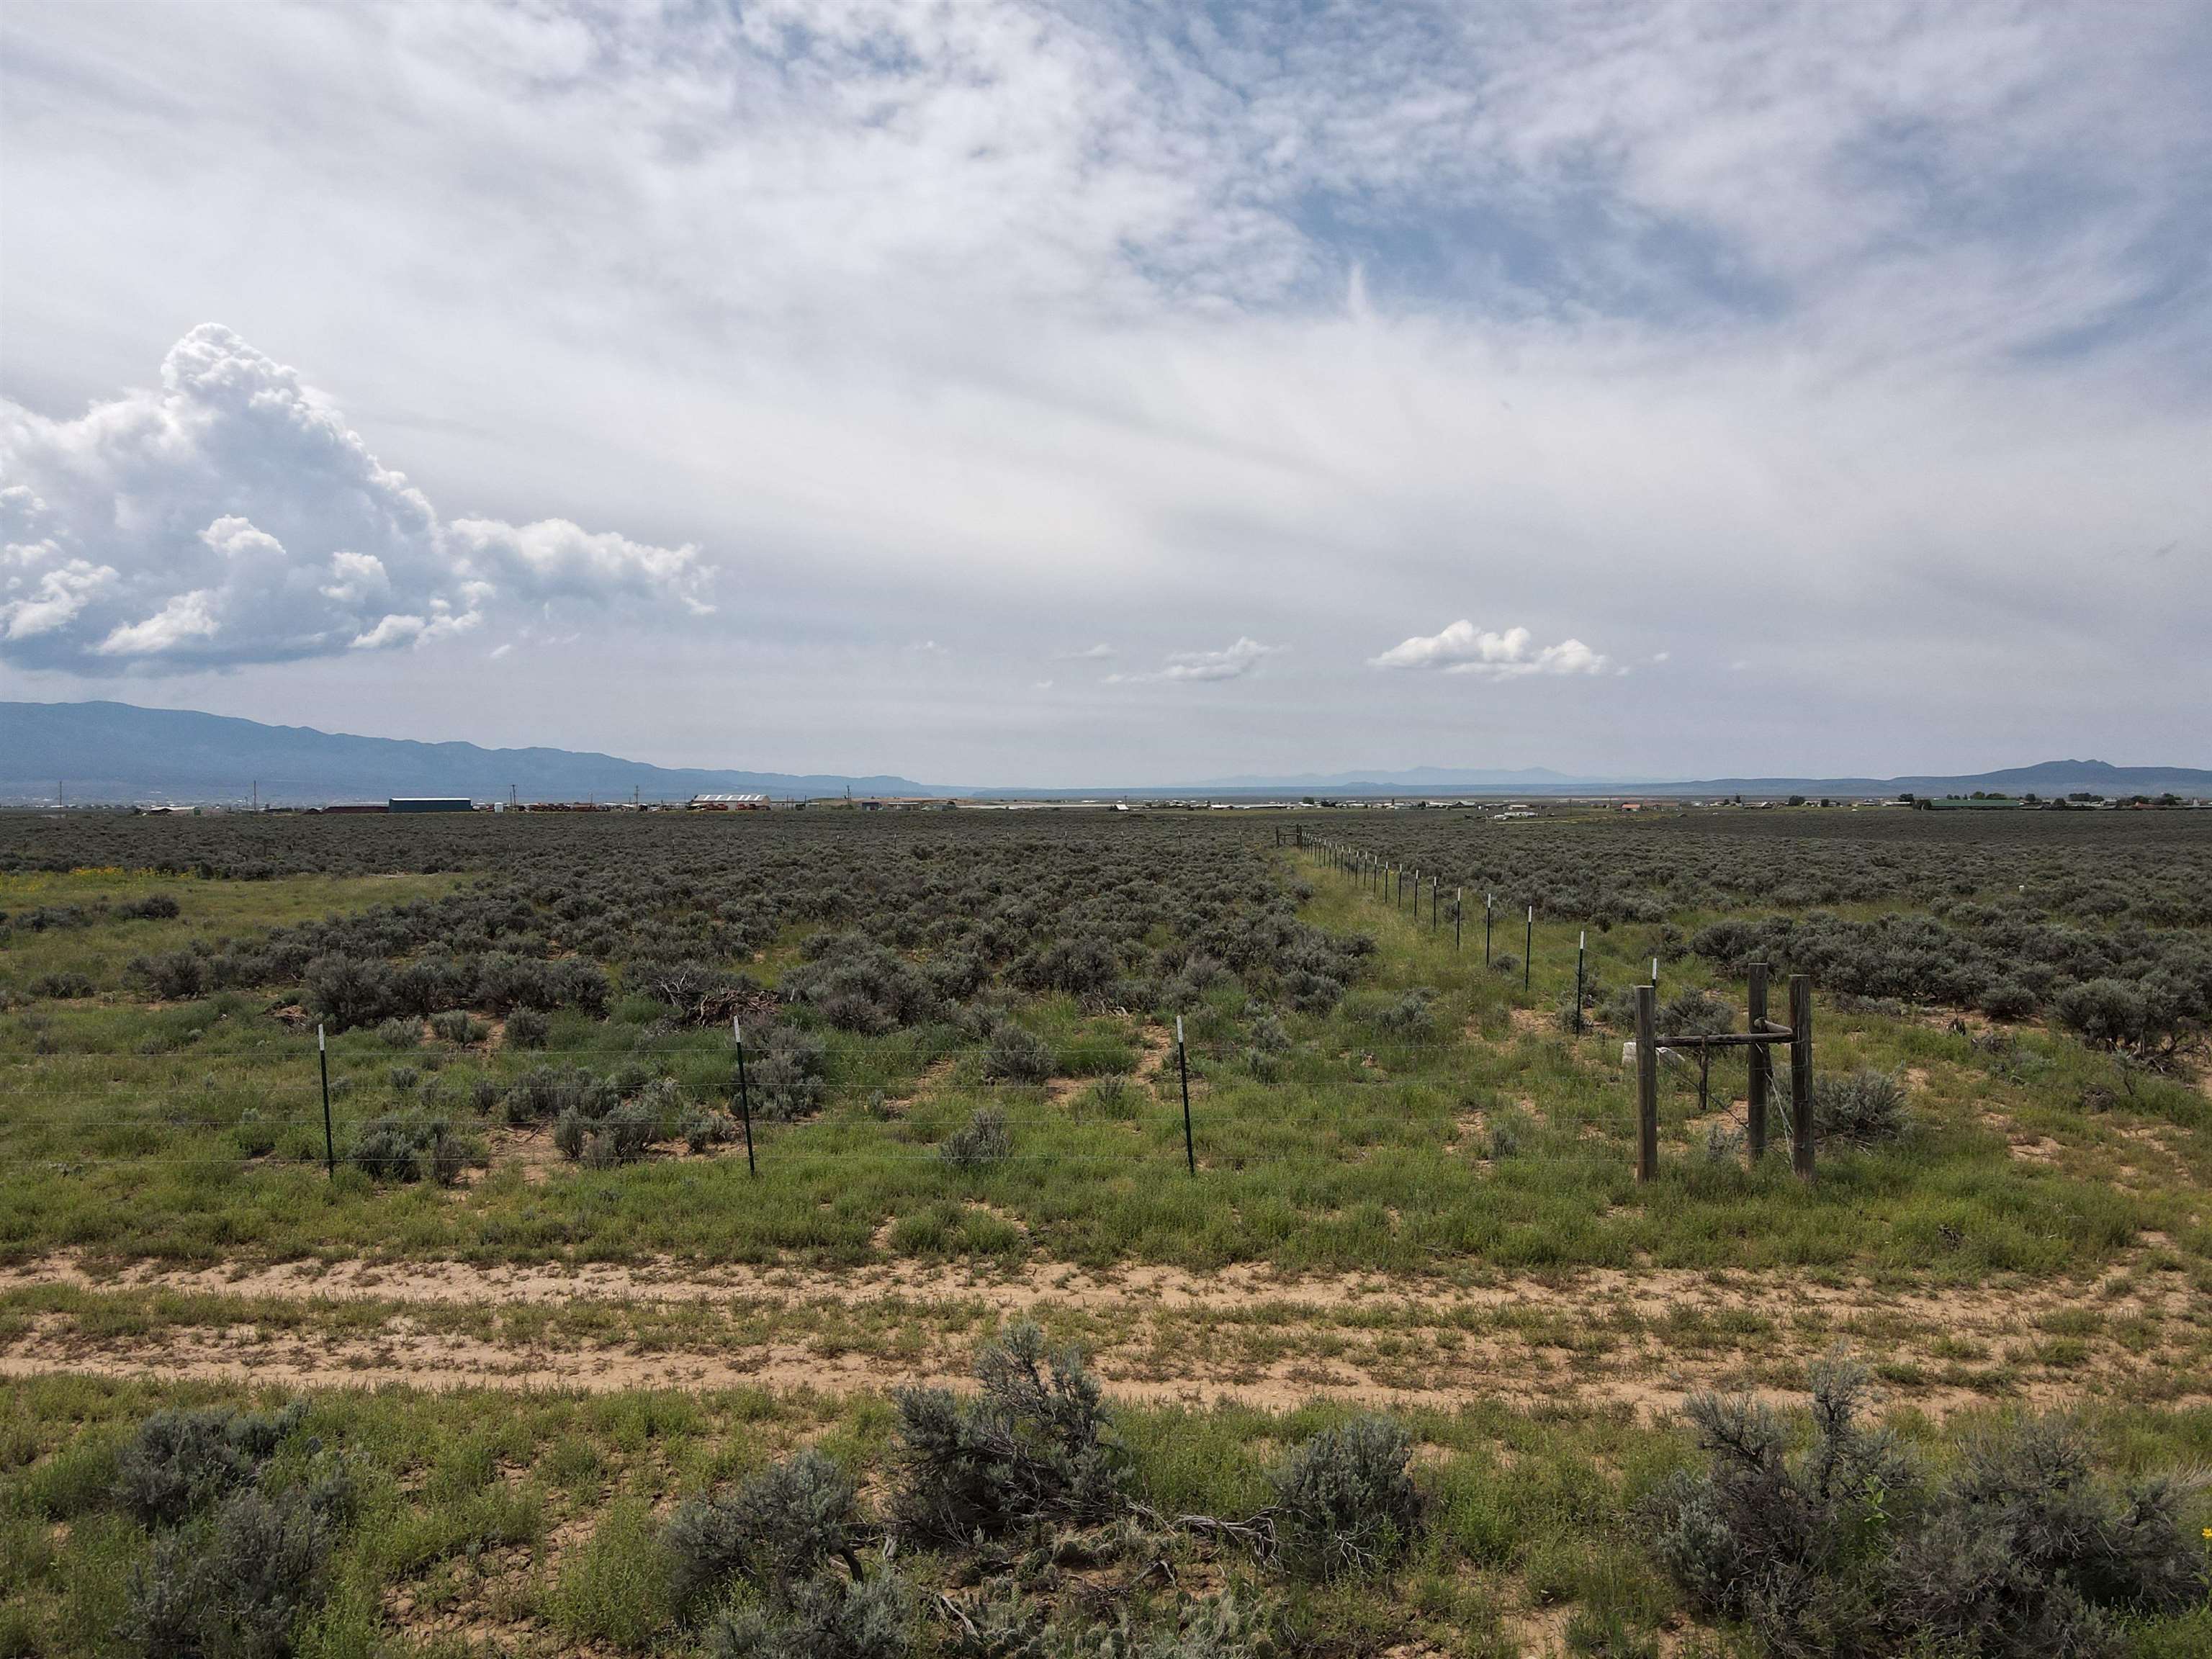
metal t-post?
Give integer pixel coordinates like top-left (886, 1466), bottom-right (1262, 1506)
top-left (318, 1024), bottom-right (334, 1178)
top-left (734, 1019), bottom-right (756, 1177)
top-left (1177, 1015), bottom-right (1195, 1176)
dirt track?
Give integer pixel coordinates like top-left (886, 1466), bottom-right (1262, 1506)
top-left (5, 1251), bottom-right (2206, 1418)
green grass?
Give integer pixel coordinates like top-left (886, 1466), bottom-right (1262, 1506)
top-left (3, 1370), bottom-right (2206, 1659)
top-left (0, 852), bottom-right (2206, 1287)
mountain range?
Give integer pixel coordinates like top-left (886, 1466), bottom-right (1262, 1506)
top-left (4, 700), bottom-right (2208, 804)
top-left (2, 701), bottom-right (946, 804)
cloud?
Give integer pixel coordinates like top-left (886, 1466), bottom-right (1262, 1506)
top-left (1109, 637), bottom-right (1281, 684)
top-left (2, 4), bottom-right (2208, 778)
top-left (0, 325), bottom-right (710, 673)
top-left (1370, 621), bottom-right (1609, 679)
top-left (1057, 643), bottom-right (1115, 660)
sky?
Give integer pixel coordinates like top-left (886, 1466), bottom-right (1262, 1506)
top-left (3, 0), bottom-right (2208, 787)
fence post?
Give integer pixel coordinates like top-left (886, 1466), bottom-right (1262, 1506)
top-left (1177, 1015), bottom-right (1195, 1175)
top-left (1455, 889), bottom-right (1462, 951)
top-left (1574, 931), bottom-right (1586, 1034)
top-left (318, 1024), bottom-right (334, 1178)
top-left (1745, 963), bottom-right (1770, 1161)
top-left (734, 1018), bottom-right (757, 1177)
top-left (1524, 907), bottom-right (1533, 993)
top-left (1789, 974), bottom-right (1814, 1181)
top-left (1484, 896), bottom-right (1493, 966)
top-left (1635, 985), bottom-right (1658, 1183)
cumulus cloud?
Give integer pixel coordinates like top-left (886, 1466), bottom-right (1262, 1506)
top-left (1370, 621), bottom-right (1609, 679)
top-left (0, 325), bottom-right (710, 673)
top-left (1057, 643), bottom-right (1115, 660)
top-left (1108, 637), bottom-right (1280, 684)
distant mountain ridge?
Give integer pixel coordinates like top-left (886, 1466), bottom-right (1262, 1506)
top-left (1, 701), bottom-right (946, 803)
top-left (1635, 759), bottom-right (2212, 799)
top-left (2, 701), bottom-right (2208, 804)
top-left (1197, 765), bottom-right (1632, 789)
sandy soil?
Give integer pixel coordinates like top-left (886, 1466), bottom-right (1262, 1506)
top-left (5, 1250), bottom-right (2203, 1418)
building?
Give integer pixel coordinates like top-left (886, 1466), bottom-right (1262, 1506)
top-left (688, 793), bottom-right (768, 810)
top-left (389, 798), bottom-right (472, 813)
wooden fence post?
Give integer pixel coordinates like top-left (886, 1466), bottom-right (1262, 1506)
top-left (1745, 963), bottom-right (1769, 1161)
top-left (1635, 985), bottom-right (1658, 1183)
top-left (1789, 974), bottom-right (1814, 1182)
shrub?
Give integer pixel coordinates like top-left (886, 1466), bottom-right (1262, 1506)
top-left (114, 1403), bottom-right (306, 1526)
top-left (122, 1487), bottom-right (333, 1659)
top-left (505, 1007), bottom-right (550, 1048)
top-left (680, 1106), bottom-right (736, 1154)
top-left (136, 949), bottom-right (210, 1002)
top-left (981, 1023), bottom-right (1055, 1084)
top-left (302, 952), bottom-right (395, 1032)
top-left (1811, 1069), bottom-right (1909, 1146)
top-left (1485, 1107), bottom-right (1532, 1161)
top-left (557, 1095), bottom-right (657, 1166)
top-left (1375, 988), bottom-right (1435, 1039)
top-left (428, 1010), bottom-right (486, 1044)
top-left (1889, 1417), bottom-right (2208, 1652)
top-left (508, 1064), bottom-right (613, 1126)
top-left (664, 1449), bottom-right (863, 1617)
top-left (974, 1590), bottom-right (1275, 1659)
top-left (1643, 1356), bottom-right (1919, 1649)
top-left (1599, 985), bottom-right (1642, 1030)
top-left (1979, 982), bottom-right (2038, 1021)
top-left (894, 1323), bottom-right (1123, 1545)
top-left (1658, 987), bottom-right (1734, 1038)
top-left (704, 1568), bottom-right (909, 1659)
top-left (787, 934), bottom-right (939, 1034)
top-left (940, 1106), bottom-right (1012, 1172)
top-left (375, 1016), bottom-right (421, 1049)
top-left (1087, 1074), bottom-right (1134, 1118)
top-left (116, 891), bottom-right (182, 921)
top-left (1642, 1357), bottom-right (2208, 1659)
top-left (750, 1027), bottom-right (828, 1122)
top-left (628, 958), bottom-right (742, 1024)
top-left (349, 1115), bottom-right (479, 1184)
top-left (1490, 953), bottom-right (1519, 976)
top-left (1269, 1416), bottom-right (1424, 1581)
